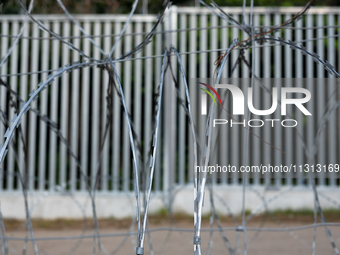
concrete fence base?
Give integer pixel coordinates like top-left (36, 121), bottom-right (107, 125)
top-left (2, 186), bottom-right (339, 219)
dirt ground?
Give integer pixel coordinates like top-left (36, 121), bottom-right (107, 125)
top-left (3, 215), bottom-right (340, 255)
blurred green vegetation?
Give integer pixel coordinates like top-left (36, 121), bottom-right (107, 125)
top-left (211, 0), bottom-right (340, 7)
top-left (1, 0), bottom-right (339, 14)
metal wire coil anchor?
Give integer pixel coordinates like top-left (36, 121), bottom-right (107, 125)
top-left (136, 247), bottom-right (144, 255)
top-left (193, 236), bottom-right (201, 244)
top-left (236, 226), bottom-right (245, 232)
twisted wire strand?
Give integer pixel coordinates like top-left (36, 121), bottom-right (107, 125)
top-left (1, 33), bottom-right (339, 79)
top-left (56, 0), bottom-right (107, 57)
top-left (0, 25), bottom-right (338, 41)
top-left (15, 0), bottom-right (96, 61)
top-left (0, 0), bottom-right (34, 68)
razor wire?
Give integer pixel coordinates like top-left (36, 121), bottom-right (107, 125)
top-left (0, 0), bottom-right (340, 255)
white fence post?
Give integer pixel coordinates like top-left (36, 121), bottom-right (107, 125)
top-left (163, 5), bottom-right (178, 205)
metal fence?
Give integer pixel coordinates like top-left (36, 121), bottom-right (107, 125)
top-left (0, 6), bottom-right (339, 193)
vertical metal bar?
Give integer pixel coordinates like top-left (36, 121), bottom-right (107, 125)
top-left (199, 13), bottom-right (207, 184)
top-left (199, 16), bottom-right (207, 97)
top-left (221, 17), bottom-right (229, 78)
top-left (274, 13), bottom-right (282, 187)
top-left (295, 17), bottom-right (303, 79)
top-left (172, 7), bottom-right (178, 187)
top-left (242, 15), bottom-right (249, 79)
top-left (295, 16), bottom-right (304, 186)
top-left (134, 22), bottom-right (143, 188)
top-left (8, 21), bottom-right (19, 191)
top-left (49, 21), bottom-right (60, 191)
top-left (241, 79), bottom-right (250, 186)
top-left (231, 14), bottom-right (240, 77)
top-left (327, 14), bottom-right (336, 187)
top-left (317, 14), bottom-right (325, 185)
top-left (80, 21), bottom-right (90, 192)
top-left (220, 17), bottom-right (228, 185)
top-left (102, 21), bottom-right (111, 192)
top-left (262, 11), bottom-right (270, 70)
top-left (241, 14), bottom-right (250, 189)
top-left (154, 22), bottom-right (162, 191)
top-left (178, 14), bottom-right (186, 185)
top-left (188, 13), bottom-right (197, 184)
top-left (38, 21), bottom-right (50, 191)
top-left (263, 13), bottom-right (271, 187)
top-left (122, 23), bottom-right (132, 192)
top-left (163, 6), bottom-right (177, 200)
top-left (91, 21), bottom-right (101, 190)
top-left (284, 14), bottom-right (293, 186)
top-left (144, 21), bottom-right (153, 186)
top-left (252, 14), bottom-right (261, 186)
top-left (28, 23), bottom-right (39, 191)
top-left (210, 14), bottom-right (218, 185)
top-left (113, 22), bottom-right (122, 191)
top-left (18, 23), bottom-right (29, 192)
top-left (241, 12), bottom-right (249, 186)
top-left (306, 14), bottom-right (314, 186)
top-left (145, 21), bottom-right (154, 188)
top-left (70, 23), bottom-right (80, 192)
top-left (59, 21), bottom-right (70, 189)
top-left (0, 20), bottom-right (9, 191)
top-left (231, 14), bottom-right (239, 185)
top-left (273, 13), bottom-right (282, 75)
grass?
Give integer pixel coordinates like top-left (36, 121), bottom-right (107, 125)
top-left (267, 208), bottom-right (340, 219)
top-left (3, 208), bottom-right (340, 231)
top-left (265, 208), bottom-right (340, 217)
